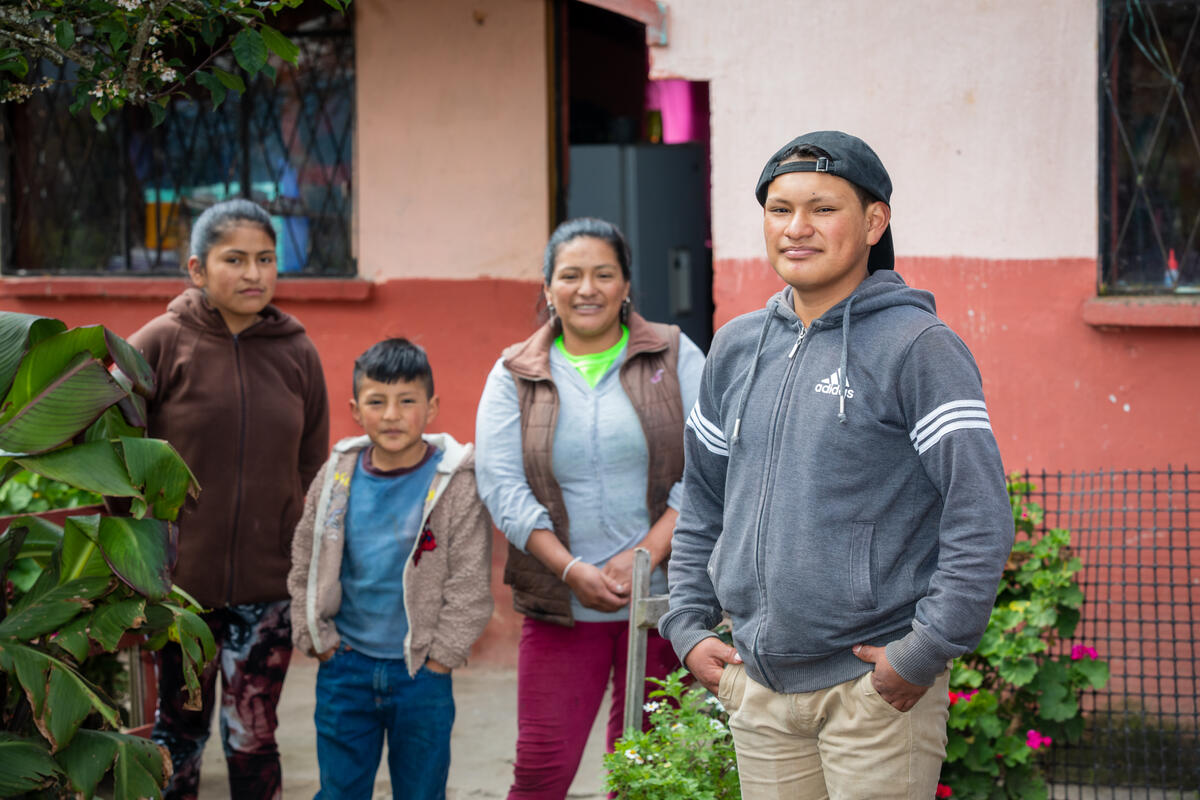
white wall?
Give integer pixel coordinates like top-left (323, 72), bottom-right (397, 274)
top-left (650, 0), bottom-right (1098, 262)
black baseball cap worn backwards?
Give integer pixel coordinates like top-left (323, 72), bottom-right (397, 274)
top-left (755, 130), bottom-right (895, 273)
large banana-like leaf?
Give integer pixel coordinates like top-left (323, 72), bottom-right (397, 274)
top-left (1, 326), bottom-right (153, 426)
top-left (0, 515), bottom-right (63, 567)
top-left (0, 733), bottom-right (64, 794)
top-left (17, 441), bottom-right (142, 500)
top-left (57, 729), bottom-right (170, 799)
top-left (120, 438), bottom-right (200, 521)
top-left (161, 602), bottom-right (217, 711)
top-left (59, 515), bottom-right (114, 584)
top-left (0, 576), bottom-right (111, 639)
top-left (0, 641), bottom-right (121, 751)
top-left (97, 516), bottom-right (172, 600)
top-left (0, 313), bottom-right (67, 400)
top-left (85, 404), bottom-right (146, 443)
top-left (51, 615), bottom-right (92, 663)
top-left (103, 327), bottom-right (155, 398)
top-left (89, 597), bottom-right (148, 652)
top-left (0, 354), bottom-right (127, 456)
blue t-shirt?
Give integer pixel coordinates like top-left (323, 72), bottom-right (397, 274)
top-left (334, 444), bottom-right (442, 659)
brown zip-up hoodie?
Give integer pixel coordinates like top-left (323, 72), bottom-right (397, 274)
top-left (128, 288), bottom-right (330, 608)
top-left (501, 312), bottom-right (684, 626)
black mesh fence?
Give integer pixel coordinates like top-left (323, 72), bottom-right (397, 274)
top-left (1018, 468), bottom-right (1199, 798)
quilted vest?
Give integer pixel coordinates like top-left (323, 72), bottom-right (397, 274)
top-left (501, 312), bottom-right (685, 626)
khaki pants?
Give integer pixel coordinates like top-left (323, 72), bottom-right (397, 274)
top-left (718, 664), bottom-right (950, 800)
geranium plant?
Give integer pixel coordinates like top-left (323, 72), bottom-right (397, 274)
top-left (938, 476), bottom-right (1110, 799)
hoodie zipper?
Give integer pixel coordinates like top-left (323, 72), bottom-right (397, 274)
top-left (787, 325), bottom-right (807, 358)
top-left (227, 334), bottom-right (247, 606)
top-left (748, 321), bottom-right (811, 690)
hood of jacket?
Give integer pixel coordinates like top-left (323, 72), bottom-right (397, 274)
top-left (331, 431), bottom-right (473, 476)
top-left (167, 287), bottom-right (307, 339)
top-left (731, 271), bottom-right (935, 439)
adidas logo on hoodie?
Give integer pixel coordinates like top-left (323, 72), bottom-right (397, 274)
top-left (814, 371), bottom-right (854, 398)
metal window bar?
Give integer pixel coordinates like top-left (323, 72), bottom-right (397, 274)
top-left (1018, 468), bottom-right (1198, 797)
top-left (2, 23), bottom-right (354, 276)
top-left (1099, 0), bottom-right (1200, 294)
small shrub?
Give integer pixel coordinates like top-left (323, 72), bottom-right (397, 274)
top-left (605, 669), bottom-right (739, 800)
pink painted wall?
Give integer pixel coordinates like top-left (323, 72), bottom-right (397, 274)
top-left (355, 0), bottom-right (549, 283)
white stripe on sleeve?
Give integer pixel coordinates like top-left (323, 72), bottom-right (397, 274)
top-left (687, 402), bottom-right (729, 457)
top-left (910, 400), bottom-right (992, 455)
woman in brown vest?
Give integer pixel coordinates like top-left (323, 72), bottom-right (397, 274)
top-left (475, 217), bottom-right (705, 799)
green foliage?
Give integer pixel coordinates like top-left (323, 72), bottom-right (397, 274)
top-left (605, 669), bottom-right (740, 800)
top-left (0, 0), bottom-right (352, 123)
top-left (0, 469), bottom-right (101, 516)
top-left (938, 475), bottom-right (1110, 799)
top-left (0, 311), bottom-right (212, 799)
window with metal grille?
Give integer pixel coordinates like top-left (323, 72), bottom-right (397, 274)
top-left (1, 7), bottom-right (354, 277)
top-left (1100, 0), bottom-right (1200, 294)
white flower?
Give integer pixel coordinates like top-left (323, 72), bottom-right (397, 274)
top-left (709, 718), bottom-right (727, 732)
top-left (670, 722), bottom-right (683, 731)
top-left (643, 701), bottom-right (661, 713)
top-left (706, 695), bottom-right (726, 712)
top-left (624, 749), bottom-right (644, 765)
top-left (115, 0), bottom-right (140, 10)
top-left (159, 68), bottom-right (177, 83)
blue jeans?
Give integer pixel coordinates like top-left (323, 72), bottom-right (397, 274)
top-left (314, 645), bottom-right (455, 800)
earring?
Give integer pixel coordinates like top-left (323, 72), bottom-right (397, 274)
top-left (546, 302), bottom-right (556, 318)
top-left (621, 297), bottom-right (631, 322)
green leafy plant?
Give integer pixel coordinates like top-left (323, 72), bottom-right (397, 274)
top-left (0, 311), bottom-right (214, 798)
top-left (0, 469), bottom-right (102, 516)
top-left (938, 476), bottom-right (1110, 800)
top-left (605, 669), bottom-right (740, 800)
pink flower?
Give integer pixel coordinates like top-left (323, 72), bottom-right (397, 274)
top-left (1026, 729), bottom-right (1053, 750)
top-left (948, 690), bottom-right (978, 705)
top-left (1070, 644), bottom-right (1099, 661)
top-left (936, 784), bottom-right (954, 798)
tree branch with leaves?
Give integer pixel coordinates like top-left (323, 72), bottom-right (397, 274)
top-left (0, 0), bottom-right (348, 123)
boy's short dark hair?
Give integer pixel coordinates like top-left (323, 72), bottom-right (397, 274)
top-left (352, 339), bottom-right (434, 398)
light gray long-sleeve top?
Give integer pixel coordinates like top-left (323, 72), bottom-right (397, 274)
top-left (475, 334), bottom-right (704, 622)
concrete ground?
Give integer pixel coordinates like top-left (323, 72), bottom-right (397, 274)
top-left (196, 654), bottom-right (608, 799)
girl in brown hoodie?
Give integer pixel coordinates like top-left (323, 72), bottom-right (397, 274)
top-left (128, 199), bottom-right (329, 800)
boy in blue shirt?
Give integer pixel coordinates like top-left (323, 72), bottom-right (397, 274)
top-left (288, 338), bottom-right (493, 799)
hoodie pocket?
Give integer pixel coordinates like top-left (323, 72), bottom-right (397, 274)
top-left (849, 522), bottom-right (877, 610)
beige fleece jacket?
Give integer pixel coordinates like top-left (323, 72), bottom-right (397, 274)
top-left (287, 432), bottom-right (493, 676)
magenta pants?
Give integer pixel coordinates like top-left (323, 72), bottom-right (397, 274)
top-left (507, 616), bottom-right (679, 800)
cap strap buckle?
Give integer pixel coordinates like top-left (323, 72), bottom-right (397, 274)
top-left (815, 156), bottom-right (830, 172)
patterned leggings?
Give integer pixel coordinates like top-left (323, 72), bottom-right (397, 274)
top-left (151, 600), bottom-right (293, 800)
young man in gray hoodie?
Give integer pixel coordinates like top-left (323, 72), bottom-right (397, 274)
top-left (659, 131), bottom-right (1014, 799)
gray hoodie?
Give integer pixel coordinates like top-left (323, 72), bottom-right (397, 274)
top-left (660, 271), bottom-right (1013, 693)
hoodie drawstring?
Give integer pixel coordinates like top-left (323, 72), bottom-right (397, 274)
top-left (837, 294), bottom-right (854, 425)
top-left (732, 292), bottom-right (858, 443)
top-left (731, 304), bottom-right (777, 446)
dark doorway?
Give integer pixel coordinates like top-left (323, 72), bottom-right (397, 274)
top-left (553, 1), bottom-right (714, 350)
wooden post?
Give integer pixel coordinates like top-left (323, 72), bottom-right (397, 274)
top-left (622, 547), bottom-right (671, 736)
